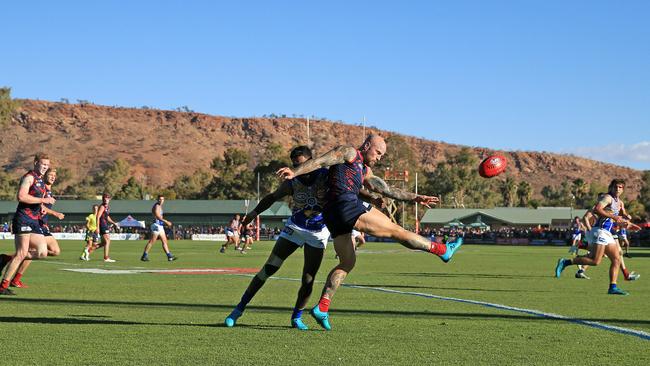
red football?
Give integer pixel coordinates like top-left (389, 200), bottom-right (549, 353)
top-left (479, 155), bottom-right (507, 178)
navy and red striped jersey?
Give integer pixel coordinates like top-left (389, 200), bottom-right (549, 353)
top-left (326, 150), bottom-right (367, 203)
top-left (15, 170), bottom-right (47, 221)
top-left (40, 186), bottom-right (54, 224)
top-left (99, 202), bottom-right (111, 227)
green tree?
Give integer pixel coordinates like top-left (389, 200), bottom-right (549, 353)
top-left (500, 177), bottom-right (518, 207)
top-left (639, 171), bottom-right (650, 218)
top-left (541, 181), bottom-right (573, 207)
top-left (625, 200), bottom-right (646, 220)
top-left (115, 177), bottom-right (145, 199)
top-left (425, 148), bottom-right (499, 208)
top-left (62, 177), bottom-right (99, 199)
top-left (170, 169), bottom-right (212, 199)
top-left (94, 158), bottom-right (131, 195)
top-left (0, 171), bottom-right (17, 200)
top-left (571, 178), bottom-right (590, 208)
top-left (516, 181), bottom-right (532, 207)
top-left (0, 87), bottom-right (21, 129)
top-left (253, 143), bottom-right (291, 197)
top-left (204, 148), bottom-right (255, 199)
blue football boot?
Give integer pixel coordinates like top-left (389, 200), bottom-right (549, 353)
top-left (224, 308), bottom-right (243, 327)
top-left (310, 305), bottom-right (331, 331)
top-left (440, 237), bottom-right (463, 263)
top-left (291, 317), bottom-right (309, 330)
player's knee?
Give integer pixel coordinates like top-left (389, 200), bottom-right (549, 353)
top-left (592, 256), bottom-right (602, 266)
top-left (256, 263), bottom-right (280, 281)
top-left (338, 257), bottom-right (356, 272)
top-left (50, 248), bottom-right (61, 256)
top-left (301, 273), bottom-right (315, 286)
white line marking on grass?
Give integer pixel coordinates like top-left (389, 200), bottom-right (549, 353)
top-left (231, 274), bottom-right (650, 342)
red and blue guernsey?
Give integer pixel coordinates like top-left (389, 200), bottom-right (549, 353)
top-left (323, 150), bottom-right (372, 238)
top-left (326, 150), bottom-right (367, 203)
top-left (13, 170), bottom-right (47, 235)
top-left (40, 186), bottom-right (54, 235)
top-left (99, 202), bottom-right (111, 234)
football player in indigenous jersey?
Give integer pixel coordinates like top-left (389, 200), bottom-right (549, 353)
top-left (276, 135), bottom-right (462, 330)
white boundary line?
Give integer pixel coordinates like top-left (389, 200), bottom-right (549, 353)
top-left (242, 274), bottom-right (650, 341)
top-left (58, 267), bottom-right (650, 341)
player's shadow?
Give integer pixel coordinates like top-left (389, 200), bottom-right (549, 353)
top-left (3, 298), bottom-right (650, 327)
top-left (395, 272), bottom-right (549, 279)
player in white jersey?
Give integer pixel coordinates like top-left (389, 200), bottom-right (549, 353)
top-left (224, 146), bottom-right (330, 329)
top-left (555, 179), bottom-right (634, 295)
top-left (219, 214), bottom-right (241, 253)
top-left (141, 195), bottom-right (176, 262)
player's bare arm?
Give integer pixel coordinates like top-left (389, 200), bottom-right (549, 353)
top-left (42, 206), bottom-right (65, 220)
top-left (95, 206), bottom-right (105, 233)
top-left (276, 146), bottom-right (357, 180)
top-left (594, 195), bottom-right (626, 224)
top-left (17, 175), bottom-right (54, 205)
top-left (241, 181), bottom-right (292, 227)
top-left (154, 206), bottom-right (172, 226)
top-left (363, 168), bottom-right (439, 207)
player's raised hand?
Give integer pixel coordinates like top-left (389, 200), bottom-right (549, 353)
top-left (414, 195), bottom-right (439, 208)
top-left (276, 167), bottom-right (295, 180)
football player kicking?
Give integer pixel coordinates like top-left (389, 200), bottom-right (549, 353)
top-left (276, 135), bottom-right (463, 330)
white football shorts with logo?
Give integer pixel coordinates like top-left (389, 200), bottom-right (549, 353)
top-left (571, 232), bottom-right (582, 241)
top-left (595, 228), bottom-right (616, 246)
top-left (151, 223), bottom-right (165, 234)
top-left (279, 217), bottom-right (330, 249)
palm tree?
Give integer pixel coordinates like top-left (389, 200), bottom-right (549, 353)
top-left (501, 177), bottom-right (518, 207)
top-left (517, 181), bottom-right (532, 207)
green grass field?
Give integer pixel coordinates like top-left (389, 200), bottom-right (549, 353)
top-left (1, 239), bottom-right (649, 365)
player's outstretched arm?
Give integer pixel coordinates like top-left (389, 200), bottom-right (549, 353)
top-left (241, 180), bottom-right (292, 227)
top-left (276, 145), bottom-right (357, 180)
top-left (364, 168), bottom-right (439, 208)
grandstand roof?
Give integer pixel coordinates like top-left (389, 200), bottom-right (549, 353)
top-left (0, 200), bottom-right (291, 217)
top-left (421, 207), bottom-right (589, 226)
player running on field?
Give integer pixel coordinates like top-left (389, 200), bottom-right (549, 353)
top-left (571, 200), bottom-right (640, 281)
top-left (276, 135), bottom-right (463, 330)
top-left (0, 154), bottom-right (56, 296)
top-left (10, 168), bottom-right (65, 288)
top-left (95, 192), bottom-right (119, 262)
top-left (141, 194), bottom-right (176, 262)
top-left (220, 214), bottom-right (241, 253)
top-left (555, 179), bottom-right (634, 295)
top-left (80, 205), bottom-right (100, 260)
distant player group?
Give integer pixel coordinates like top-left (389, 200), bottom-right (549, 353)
top-left (0, 154), bottom-right (177, 295)
top-left (0, 136), bottom-right (643, 330)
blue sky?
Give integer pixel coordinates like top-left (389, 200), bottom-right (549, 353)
top-left (3, 1), bottom-right (649, 169)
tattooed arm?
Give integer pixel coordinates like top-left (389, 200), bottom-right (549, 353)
top-left (276, 146), bottom-right (357, 180)
top-left (363, 167), bottom-right (439, 208)
top-left (241, 180), bottom-right (293, 227)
